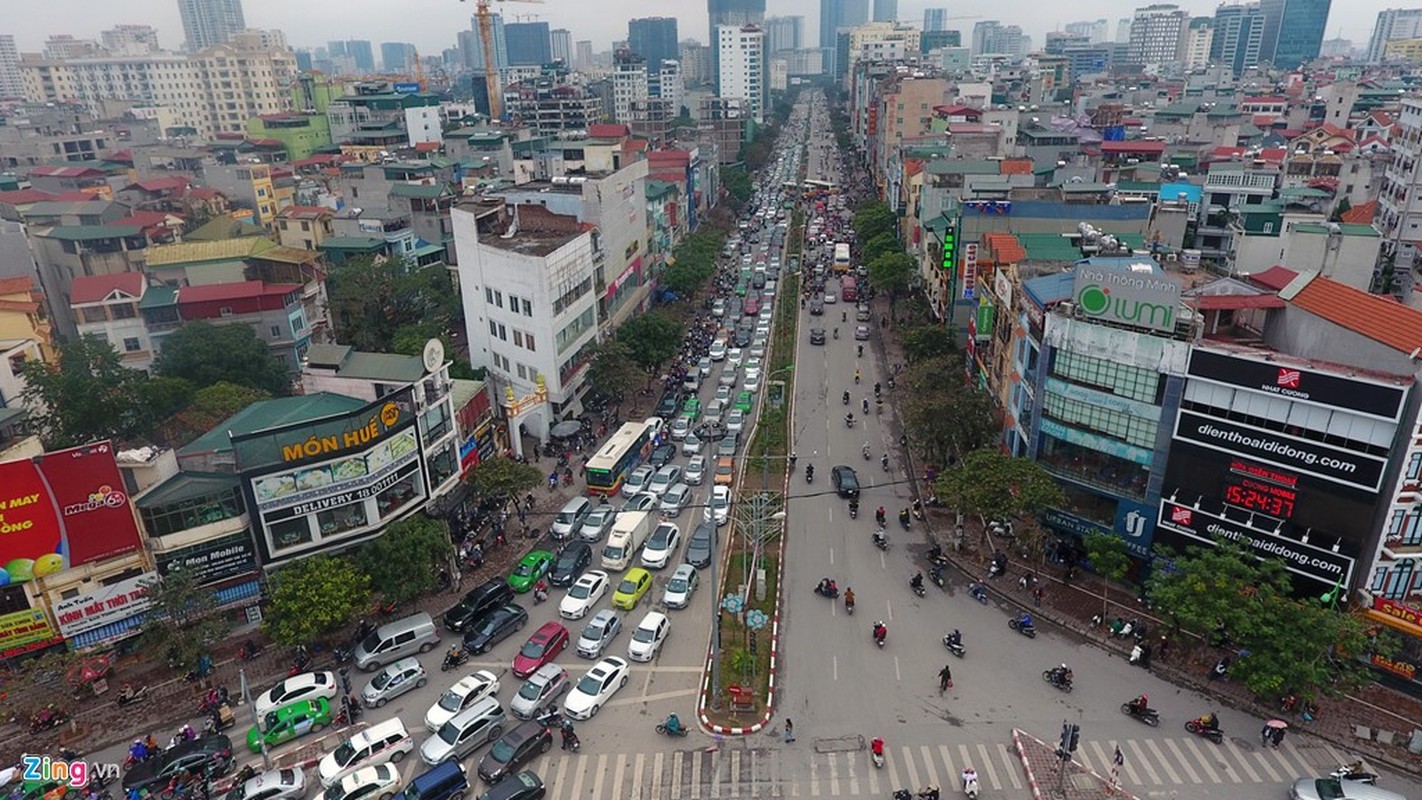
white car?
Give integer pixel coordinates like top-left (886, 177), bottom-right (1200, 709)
top-left (559, 570), bottom-right (609, 620)
top-left (323, 765), bottom-right (400, 800)
top-left (698, 357), bottom-right (712, 376)
top-left (621, 465), bottom-right (654, 498)
top-left (743, 359), bottom-right (762, 381)
top-left (824, 292), bottom-right (837, 304)
top-left (680, 432), bottom-right (703, 457)
top-left (709, 341), bottom-right (727, 361)
top-left (685, 455), bottom-right (707, 485)
top-left (423, 670), bottom-right (500, 732)
top-left (640, 522), bottom-right (682, 569)
top-left (725, 408), bottom-right (745, 435)
top-left (232, 769), bottom-right (305, 800)
top-left (744, 374), bottom-right (761, 393)
top-left (705, 485), bottom-right (731, 526)
top-left (255, 670), bottom-right (338, 718)
top-left (714, 385), bottom-right (733, 404)
top-left (646, 465), bottom-right (683, 498)
top-left (669, 416), bottom-right (691, 441)
top-left (717, 368), bottom-right (738, 388)
top-left (726, 348), bottom-right (744, 367)
top-left (627, 612), bottom-right (670, 662)
top-left (562, 656), bottom-right (631, 720)
top-left (663, 564), bottom-right (699, 609)
top-left (659, 483), bottom-right (691, 518)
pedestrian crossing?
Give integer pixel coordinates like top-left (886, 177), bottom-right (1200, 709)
top-left (518, 735), bottom-right (1349, 800)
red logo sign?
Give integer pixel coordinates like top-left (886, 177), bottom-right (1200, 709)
top-left (1170, 506), bottom-right (1193, 525)
top-left (1276, 368), bottom-right (1301, 388)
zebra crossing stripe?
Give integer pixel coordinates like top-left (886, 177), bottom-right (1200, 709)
top-left (669, 751), bottom-right (684, 800)
top-left (627, 753), bottom-right (644, 800)
top-left (567, 753), bottom-right (590, 800)
top-left (956, 744), bottom-right (973, 778)
top-left (1272, 742), bottom-right (1314, 776)
top-left (1250, 746), bottom-right (1283, 782)
top-left (900, 746), bottom-right (923, 794)
top-left (993, 743), bottom-right (1023, 790)
top-left (1125, 739), bottom-right (1160, 784)
top-left (844, 747), bottom-right (861, 796)
top-left (918, 745), bottom-right (941, 790)
top-left (592, 754), bottom-right (611, 800)
top-left (1144, 739), bottom-right (1184, 784)
top-left (827, 752), bottom-right (841, 796)
top-left (728, 749), bottom-right (741, 799)
top-left (649, 752), bottom-right (663, 800)
top-left (974, 743), bottom-right (1001, 790)
top-left (1181, 737), bottom-right (1223, 783)
top-left (688, 751), bottom-right (702, 800)
top-left (808, 748), bottom-right (820, 797)
top-left (1163, 738), bottom-right (1202, 783)
top-left (883, 748), bottom-right (903, 795)
top-left (1221, 740), bottom-right (1261, 783)
top-left (550, 752), bottom-right (571, 799)
top-left (865, 751), bottom-right (881, 796)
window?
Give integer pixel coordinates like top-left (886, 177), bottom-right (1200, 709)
top-left (497, 323), bottom-right (507, 340)
top-left (1409, 452), bottom-right (1422, 481)
top-left (493, 290), bottom-right (503, 307)
top-left (485, 287), bottom-right (494, 304)
top-left (270, 325), bottom-right (281, 337)
top-left (522, 298), bottom-right (532, 316)
top-left (513, 330), bottom-right (524, 347)
top-left (300, 221), bottom-right (310, 231)
top-left (123, 337), bottom-right (141, 352)
top-left (488, 319), bottom-right (498, 338)
top-left (525, 333), bottom-right (536, 352)
top-left (1052, 350), bottom-right (1161, 404)
top-left (492, 352), bottom-right (510, 371)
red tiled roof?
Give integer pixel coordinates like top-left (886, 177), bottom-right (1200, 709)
top-left (0, 299), bottom-right (39, 314)
top-left (1369, 110), bottom-right (1395, 127)
top-left (70, 272), bottom-right (146, 305)
top-left (1209, 146), bottom-right (1246, 160)
top-left (114, 211), bottom-right (172, 229)
top-left (1248, 266), bottom-right (1299, 291)
top-left (981, 232), bottom-right (1025, 265)
top-left (588, 123), bottom-right (629, 138)
top-left (1243, 96), bottom-right (1287, 104)
top-left (279, 205), bottom-right (331, 219)
top-left (106, 150), bottom-right (133, 163)
top-left (0, 188), bottom-right (57, 205)
top-left (1258, 147), bottom-right (1288, 162)
top-left (0, 276), bottom-right (36, 296)
top-left (933, 104), bottom-right (981, 117)
top-left (413, 141), bottom-right (441, 153)
top-left (132, 177), bottom-right (189, 193)
top-left (1000, 158), bottom-right (1034, 175)
top-left (1340, 200), bottom-right (1377, 224)
top-left (1357, 134), bottom-right (1390, 150)
top-left (1318, 122), bottom-right (1355, 140)
top-left (177, 280), bottom-right (301, 304)
top-left (1191, 294), bottom-right (1286, 310)
top-left (1101, 140), bottom-right (1167, 154)
top-left (1283, 273), bottom-right (1422, 354)
top-left (29, 165), bottom-right (106, 178)
top-left (904, 159), bottom-right (924, 177)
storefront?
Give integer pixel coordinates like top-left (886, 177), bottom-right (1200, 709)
top-left (0, 608), bottom-right (62, 660)
top-left (53, 572), bottom-right (155, 649)
top-left (155, 532), bottom-right (262, 611)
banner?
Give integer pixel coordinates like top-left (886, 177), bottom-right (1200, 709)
top-left (0, 608), bottom-right (59, 655)
top-left (156, 534), bottom-right (258, 586)
top-left (53, 572), bottom-right (155, 637)
top-left (1156, 501), bottom-right (1354, 589)
top-left (1174, 411), bottom-right (1386, 492)
top-left (1188, 349), bottom-right (1405, 420)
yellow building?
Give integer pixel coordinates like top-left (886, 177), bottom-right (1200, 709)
top-left (0, 276), bottom-right (55, 362)
top-left (1385, 38), bottom-right (1422, 62)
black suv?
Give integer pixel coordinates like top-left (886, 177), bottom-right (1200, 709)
top-left (655, 391), bottom-right (682, 419)
top-left (122, 735), bottom-right (234, 794)
top-left (463, 604), bottom-right (530, 654)
top-left (444, 578), bottom-right (516, 632)
top-left (549, 541), bottom-right (592, 587)
top-left (831, 465), bottom-right (861, 498)
top-left (810, 328), bottom-right (826, 345)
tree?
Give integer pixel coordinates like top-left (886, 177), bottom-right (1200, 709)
top-left (617, 311), bottom-right (682, 376)
top-left (867, 251), bottom-right (915, 298)
top-left (935, 450), bottom-right (1064, 547)
top-left (155, 321), bottom-right (291, 395)
top-left (327, 257), bottom-right (463, 353)
top-left (20, 336), bottom-right (154, 448)
top-left (1146, 541), bottom-right (1291, 646)
top-left (157, 382), bottom-right (271, 446)
top-left (900, 356), bottom-right (995, 466)
top-left (465, 456), bottom-right (544, 504)
top-left (358, 516), bottom-right (454, 605)
top-left (900, 325), bottom-right (957, 363)
top-left (136, 570), bottom-right (231, 672)
top-left (265, 554), bottom-right (372, 646)
top-left (853, 203), bottom-right (895, 242)
top-left (1230, 594), bottom-right (1377, 701)
top-left (1081, 531), bottom-right (1132, 618)
top-left (585, 340), bottom-right (642, 403)
top-left (1329, 197), bottom-right (1351, 222)
top-left (862, 232), bottom-right (900, 265)
top-left (721, 167), bottom-right (753, 208)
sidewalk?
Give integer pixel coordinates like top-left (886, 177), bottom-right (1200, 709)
top-left (873, 300), bottom-right (1422, 779)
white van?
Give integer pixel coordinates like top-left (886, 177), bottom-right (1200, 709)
top-left (317, 718), bottom-right (414, 787)
top-left (600, 511), bottom-right (654, 571)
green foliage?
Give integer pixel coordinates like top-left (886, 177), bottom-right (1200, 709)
top-left (901, 355), bottom-right (995, 468)
top-left (617, 311), bottom-right (683, 375)
top-left (1082, 531), bottom-right (1132, 615)
top-left (862, 232), bottom-right (900, 265)
top-left (358, 516), bottom-right (454, 605)
top-left (141, 376), bottom-right (199, 421)
top-left (935, 450), bottom-right (1065, 536)
top-left (155, 321), bottom-right (291, 395)
top-left (853, 203), bottom-right (895, 242)
top-left (327, 256), bottom-right (463, 353)
top-left (158, 382), bottom-right (270, 445)
top-left (1329, 197), bottom-right (1351, 222)
top-left (20, 336), bottom-right (155, 448)
top-left (661, 228), bottom-right (725, 297)
top-left (900, 324), bottom-right (957, 363)
top-left (264, 554), bottom-right (372, 646)
top-left (136, 570), bottom-right (231, 671)
top-left (721, 167), bottom-right (753, 209)
top-left (465, 456), bottom-right (544, 503)
top-left (867, 251), bottom-right (915, 296)
top-left (1147, 541), bottom-right (1292, 640)
top-left (585, 340), bottom-right (642, 403)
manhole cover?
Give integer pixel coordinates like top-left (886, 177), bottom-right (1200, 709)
top-left (813, 735), bottom-right (865, 754)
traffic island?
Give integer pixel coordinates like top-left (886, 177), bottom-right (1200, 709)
top-left (1012, 728), bottom-right (1142, 800)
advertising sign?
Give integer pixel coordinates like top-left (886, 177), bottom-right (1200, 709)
top-left (394, 82), bottom-right (420, 93)
top-left (0, 442), bottom-right (142, 584)
top-left (1187, 349), bottom-right (1406, 420)
top-left (1371, 596), bottom-right (1422, 636)
top-left (1043, 505), bottom-right (1154, 558)
top-left (1039, 418), bottom-right (1153, 465)
top-left (1044, 377), bottom-right (1159, 419)
top-left (156, 533), bottom-right (258, 586)
top-left (1174, 411), bottom-right (1386, 492)
top-left (231, 386), bottom-right (417, 471)
top-left (0, 608), bottom-right (59, 656)
top-left (1156, 501), bottom-right (1354, 589)
top-left (1071, 260), bottom-right (1180, 333)
top-left (53, 572), bottom-right (155, 637)
top-left (961, 243), bottom-right (978, 300)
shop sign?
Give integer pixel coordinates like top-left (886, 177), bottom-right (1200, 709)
top-left (1369, 652), bottom-right (1418, 682)
top-left (250, 429), bottom-right (420, 512)
top-left (156, 533), bottom-right (258, 586)
top-left (961, 243), bottom-right (978, 300)
top-left (1039, 418), bottom-right (1153, 465)
top-left (261, 459), bottom-right (422, 521)
top-left (1044, 377), bottom-right (1159, 419)
top-left (1371, 597), bottom-right (1422, 636)
top-left (994, 271), bottom-right (1013, 306)
top-left (1173, 411), bottom-right (1386, 493)
top-left (604, 257), bottom-right (642, 301)
top-left (1156, 501), bottom-right (1354, 589)
top-left (53, 572), bottom-right (155, 638)
top-left (231, 386), bottom-right (416, 471)
top-left (0, 608), bottom-right (59, 655)
top-left (1043, 507), bottom-right (1151, 558)
top-left (277, 400), bottom-right (404, 463)
top-left (1188, 349), bottom-right (1405, 420)
top-left (1071, 260), bottom-right (1181, 333)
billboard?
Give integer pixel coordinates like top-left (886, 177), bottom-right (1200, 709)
top-left (0, 608), bottom-right (60, 657)
top-left (1174, 411), bottom-right (1387, 493)
top-left (1187, 349), bottom-right (1406, 420)
top-left (1071, 259), bottom-right (1180, 333)
top-left (53, 571), bottom-right (155, 637)
top-left (1156, 501), bottom-right (1354, 590)
top-left (0, 442), bottom-right (142, 585)
top-left (155, 533), bottom-right (258, 586)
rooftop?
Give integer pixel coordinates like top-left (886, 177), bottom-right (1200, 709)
top-left (70, 272), bottom-right (146, 306)
top-left (304, 343), bottom-right (426, 382)
top-left (319, 235), bottom-right (386, 251)
top-left (177, 280), bottom-right (300, 304)
top-left (135, 471), bottom-right (241, 509)
top-left (147, 237), bottom-right (276, 267)
top-left (1280, 272), bottom-right (1422, 355)
top-left (179, 393), bottom-right (368, 457)
top-left (25, 200), bottom-right (116, 217)
top-left (278, 205), bottom-right (333, 220)
top-left (40, 225), bottom-right (143, 241)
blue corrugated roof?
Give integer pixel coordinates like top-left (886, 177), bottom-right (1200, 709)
top-left (1023, 272), bottom-right (1075, 308)
top-left (1158, 182), bottom-right (1201, 203)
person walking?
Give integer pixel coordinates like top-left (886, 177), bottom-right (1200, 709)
top-left (784, 719), bottom-right (795, 743)
top-left (938, 664), bottom-right (953, 694)
top-left (1032, 586), bottom-right (1044, 607)
top-left (1270, 726), bottom-right (1286, 748)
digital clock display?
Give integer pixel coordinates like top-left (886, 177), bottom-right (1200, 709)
top-left (1222, 458), bottom-right (1298, 519)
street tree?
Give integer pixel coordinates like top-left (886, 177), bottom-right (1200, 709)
top-left (721, 167), bottom-right (752, 208)
top-left (155, 321), bottom-right (291, 395)
top-left (157, 382), bottom-right (271, 446)
top-left (901, 356), bottom-right (995, 466)
top-left (136, 569), bottom-right (231, 673)
top-left (935, 450), bottom-right (1064, 547)
top-left (1231, 593), bottom-right (1377, 701)
top-left (867, 251), bottom-right (915, 298)
top-left (20, 336), bottom-right (155, 449)
top-left (663, 260), bottom-right (715, 297)
top-left (264, 554), bottom-right (372, 646)
top-left (617, 311), bottom-right (683, 376)
top-left (465, 456), bottom-right (544, 505)
top-left (900, 325), bottom-right (957, 363)
top-left (1081, 531), bottom-right (1132, 617)
top-left (862, 232), bottom-right (900, 265)
top-left (327, 256), bottom-right (462, 353)
top-left (1146, 541), bottom-right (1292, 645)
top-left (359, 516), bottom-right (454, 605)
top-left (585, 340), bottom-right (642, 403)
top-left (853, 203), bottom-right (895, 242)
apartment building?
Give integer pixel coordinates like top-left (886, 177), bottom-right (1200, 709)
top-left (716, 25), bottom-right (766, 124)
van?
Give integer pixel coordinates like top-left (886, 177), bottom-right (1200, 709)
top-left (550, 497), bottom-right (592, 539)
top-left (600, 511), bottom-right (654, 571)
top-left (354, 612), bottom-right (440, 672)
top-left (397, 761), bottom-right (468, 800)
top-left (317, 718), bottom-right (415, 787)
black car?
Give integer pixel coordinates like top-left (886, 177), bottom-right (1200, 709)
top-left (477, 721), bottom-right (553, 784)
top-left (810, 328), bottom-right (826, 345)
top-left (475, 771), bottom-right (545, 800)
top-left (810, 298), bottom-right (825, 315)
top-left (444, 579), bottom-right (517, 632)
top-left (831, 465), bottom-right (861, 498)
top-left (463, 604), bottom-right (530, 654)
top-left (685, 521), bottom-right (715, 569)
top-left (649, 444), bottom-right (677, 468)
top-left (734, 328), bottom-right (753, 348)
top-left (655, 391), bottom-right (681, 419)
top-left (548, 541), bottom-right (592, 587)
top-left (122, 735), bottom-right (234, 793)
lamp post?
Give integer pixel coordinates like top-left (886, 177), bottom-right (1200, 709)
top-left (239, 668), bottom-right (271, 771)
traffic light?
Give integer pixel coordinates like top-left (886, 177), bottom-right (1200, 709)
top-left (1067, 724), bottom-right (1081, 753)
top-left (749, 632), bottom-right (759, 655)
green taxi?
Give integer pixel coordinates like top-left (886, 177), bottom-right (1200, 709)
top-left (508, 550), bottom-right (554, 593)
top-left (246, 697), bottom-right (331, 752)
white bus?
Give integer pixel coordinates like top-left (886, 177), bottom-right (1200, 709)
top-left (833, 243), bottom-right (852, 274)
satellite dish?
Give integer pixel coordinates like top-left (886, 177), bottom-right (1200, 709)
top-left (422, 338), bottom-right (446, 374)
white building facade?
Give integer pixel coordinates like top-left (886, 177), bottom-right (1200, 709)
top-left (717, 24), bottom-right (766, 124)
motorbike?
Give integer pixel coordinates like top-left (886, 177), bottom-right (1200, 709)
top-left (929, 566), bottom-right (946, 589)
top-left (814, 582), bottom-right (840, 599)
top-left (891, 792), bottom-right (912, 800)
top-left (1008, 617), bottom-right (1037, 638)
top-left (988, 555), bottom-right (1007, 579)
top-left (875, 509), bottom-right (887, 527)
top-left (871, 737), bottom-right (886, 768)
top-left (967, 583), bottom-right (988, 604)
top-left (845, 596), bottom-right (855, 615)
top-left (872, 625), bottom-right (887, 648)
top-left (862, 445), bottom-right (871, 461)
top-left (333, 644), bottom-right (354, 665)
top-left (943, 635), bottom-right (965, 658)
top-left (237, 640), bottom-right (263, 661)
top-left (848, 502), bottom-right (859, 520)
top-left (1043, 669), bottom-right (1073, 692)
top-left (655, 716), bottom-right (689, 737)
top-left (899, 510), bottom-right (911, 530)
top-left (845, 414), bottom-right (854, 428)
top-left (116, 686), bottom-right (150, 706)
top-left (842, 391), bottom-right (850, 406)
top-left (442, 649), bottom-right (470, 671)
top-left (963, 776), bottom-right (979, 800)
top-left (806, 466), bottom-right (815, 483)
top-left (1184, 716), bottom-right (1224, 744)
top-left (910, 579), bottom-right (926, 598)
top-left (872, 529), bottom-right (889, 551)
top-left (29, 708), bottom-right (68, 734)
top-left (1121, 701), bottom-right (1160, 727)
top-left (1329, 764), bottom-right (1378, 785)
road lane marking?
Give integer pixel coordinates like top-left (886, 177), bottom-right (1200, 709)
top-left (1164, 738), bottom-right (1202, 782)
top-left (808, 750), bottom-right (820, 796)
top-left (918, 745), bottom-right (940, 790)
top-left (882, 751), bottom-right (900, 794)
top-left (630, 753), bottom-right (645, 800)
top-left (995, 743), bottom-right (1023, 790)
top-left (832, 656), bottom-right (838, 681)
top-left (845, 748), bottom-right (860, 796)
top-left (900, 746), bottom-right (922, 794)
top-left (1274, 742), bottom-right (1315, 776)
top-left (1181, 737), bottom-right (1222, 782)
top-left (567, 753), bottom-right (589, 800)
top-left (893, 655), bottom-right (901, 682)
top-left (1221, 740), bottom-right (1261, 783)
top-left (650, 752), bottom-right (664, 800)
top-left (829, 547), bottom-right (835, 565)
top-left (1125, 740), bottom-right (1160, 784)
top-left (1144, 739), bottom-right (1183, 784)
top-left (670, 751), bottom-right (684, 800)
top-left (591, 753), bottom-right (611, 800)
top-left (827, 752), bottom-right (841, 795)
top-left (886, 599), bottom-right (893, 621)
top-left (727, 749), bottom-right (740, 798)
top-left (975, 743), bottom-right (1002, 790)
top-left (605, 753), bottom-right (626, 800)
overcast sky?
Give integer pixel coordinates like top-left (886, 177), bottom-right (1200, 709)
top-left (4, 0), bottom-right (1368, 56)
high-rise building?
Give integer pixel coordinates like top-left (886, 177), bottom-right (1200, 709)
top-left (765, 16), bottom-right (805, 53)
top-left (658, 59), bottom-right (684, 109)
top-left (820, 0), bottom-right (870, 73)
top-left (1211, 4), bottom-right (1264, 74)
top-left (1116, 17), bottom-right (1134, 42)
top-left (1065, 19), bottom-right (1111, 42)
top-left (872, 0), bottom-right (898, 23)
top-left (178, 0), bottom-right (246, 51)
top-left (102, 25), bottom-right (161, 54)
top-left (327, 41), bottom-right (347, 58)
top-left (1366, 7), bottom-right (1422, 61)
top-left (972, 20), bottom-right (1025, 57)
top-left (504, 22), bottom-right (551, 66)
top-left (0, 36), bottom-right (21, 98)
top-left (612, 50), bottom-right (649, 123)
top-left (629, 18), bottom-right (679, 71)
top-left (575, 40), bottom-right (594, 70)
top-left (381, 42), bottom-right (415, 73)
top-left (1258, 0), bottom-right (1330, 68)
top-left (1126, 4), bottom-right (1188, 65)
top-left (1183, 16), bottom-right (1216, 68)
top-left (710, 0), bottom-right (766, 81)
top-left (680, 41), bottom-right (713, 84)
top-left (717, 24), bottom-right (766, 123)
top-left (295, 48), bottom-right (313, 72)
top-left (468, 14), bottom-right (510, 72)
top-left (346, 40), bottom-right (375, 72)
top-left (924, 8), bottom-right (948, 31)
top-left (550, 29), bottom-right (572, 65)
top-left (920, 29), bottom-right (962, 52)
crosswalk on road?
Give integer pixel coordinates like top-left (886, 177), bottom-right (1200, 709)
top-left (513, 734), bottom-right (1350, 800)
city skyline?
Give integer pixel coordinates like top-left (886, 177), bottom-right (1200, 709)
top-left (0, 0), bottom-right (1374, 59)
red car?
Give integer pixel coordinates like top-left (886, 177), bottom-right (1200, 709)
top-left (512, 621), bottom-right (569, 678)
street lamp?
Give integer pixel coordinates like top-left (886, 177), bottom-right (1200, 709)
top-left (239, 668), bottom-right (271, 771)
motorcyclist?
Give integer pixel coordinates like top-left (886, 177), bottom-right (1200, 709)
top-left (854, 368), bottom-right (861, 383)
top-left (833, 327), bottom-right (839, 339)
top-left (129, 740), bottom-right (148, 764)
top-left (945, 629), bottom-right (962, 648)
top-left (872, 528), bottom-right (887, 548)
top-left (818, 577), bottom-right (832, 595)
top-left (1018, 612), bottom-right (1034, 630)
top-left (876, 506), bottom-right (886, 525)
top-left (1199, 712), bottom-right (1220, 732)
top-left (842, 310), bottom-right (848, 322)
top-left (961, 768), bottom-right (978, 792)
top-left (120, 682), bottom-right (137, 703)
top-left (862, 441), bottom-right (871, 458)
top-left (845, 412), bottom-right (855, 427)
top-left (844, 588), bottom-right (855, 610)
top-left (862, 397), bottom-right (869, 413)
top-left (873, 621), bottom-right (887, 643)
top-left (445, 643), bottom-right (463, 666)
top-left (1130, 693), bottom-right (1149, 712)
top-left (664, 713), bottom-right (682, 734)
top-left (848, 499), bottom-right (860, 516)
top-left (857, 344), bottom-right (864, 357)
top-left (1053, 663), bottom-right (1072, 684)
top-left (920, 786), bottom-right (941, 800)
top-left (910, 572), bottom-right (924, 592)
top-left (899, 508), bottom-right (911, 525)
top-left (806, 463), bottom-right (815, 481)
top-left (843, 390), bottom-right (850, 405)
top-left (874, 381), bottom-right (882, 396)
top-left (871, 736), bottom-right (885, 758)
top-left (881, 453), bottom-right (890, 470)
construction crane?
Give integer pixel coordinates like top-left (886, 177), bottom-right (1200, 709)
top-left (461, 0), bottom-right (545, 121)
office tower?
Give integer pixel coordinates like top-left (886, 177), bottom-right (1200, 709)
top-left (1116, 17), bottom-right (1134, 42)
top-left (680, 41), bottom-right (713, 84)
top-left (1183, 17), bottom-right (1215, 68)
top-left (505, 22), bottom-right (551, 65)
top-left (629, 18), bottom-right (680, 71)
top-left (820, 0), bottom-right (870, 49)
top-left (971, 20), bottom-right (1000, 55)
top-left (467, 14), bottom-right (509, 72)
top-left (612, 50), bottom-right (649, 123)
top-left (575, 40), bottom-right (594, 70)
top-left (346, 40), bottom-right (375, 72)
top-left (295, 48), bottom-right (313, 72)
top-left (920, 29), bottom-right (962, 52)
top-left (1046, 31), bottom-right (1091, 54)
top-left (717, 24), bottom-right (766, 122)
top-left (178, 0), bottom-right (245, 50)
top-left (1126, 4), bottom-right (1188, 65)
top-left (0, 36), bottom-right (19, 98)
top-left (872, 0), bottom-right (898, 23)
top-left (1065, 19), bottom-right (1110, 42)
top-left (658, 59), bottom-right (684, 108)
top-left (710, 0), bottom-right (767, 81)
top-left (924, 8), bottom-right (948, 31)
top-left (1366, 8), bottom-right (1422, 61)
top-left (328, 41), bottom-right (348, 58)
top-left (1257, 0), bottom-right (1330, 68)
top-left (765, 16), bottom-right (805, 53)
top-left (102, 25), bottom-right (161, 54)
top-left (381, 42), bottom-right (415, 73)
top-left (1211, 4), bottom-right (1264, 73)
top-left (550, 29), bottom-right (572, 65)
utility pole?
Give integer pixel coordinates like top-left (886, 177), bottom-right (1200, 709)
top-left (239, 668), bottom-right (271, 771)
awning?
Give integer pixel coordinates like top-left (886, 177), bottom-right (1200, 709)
top-left (69, 614), bottom-right (144, 649)
top-left (215, 580), bottom-right (262, 606)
